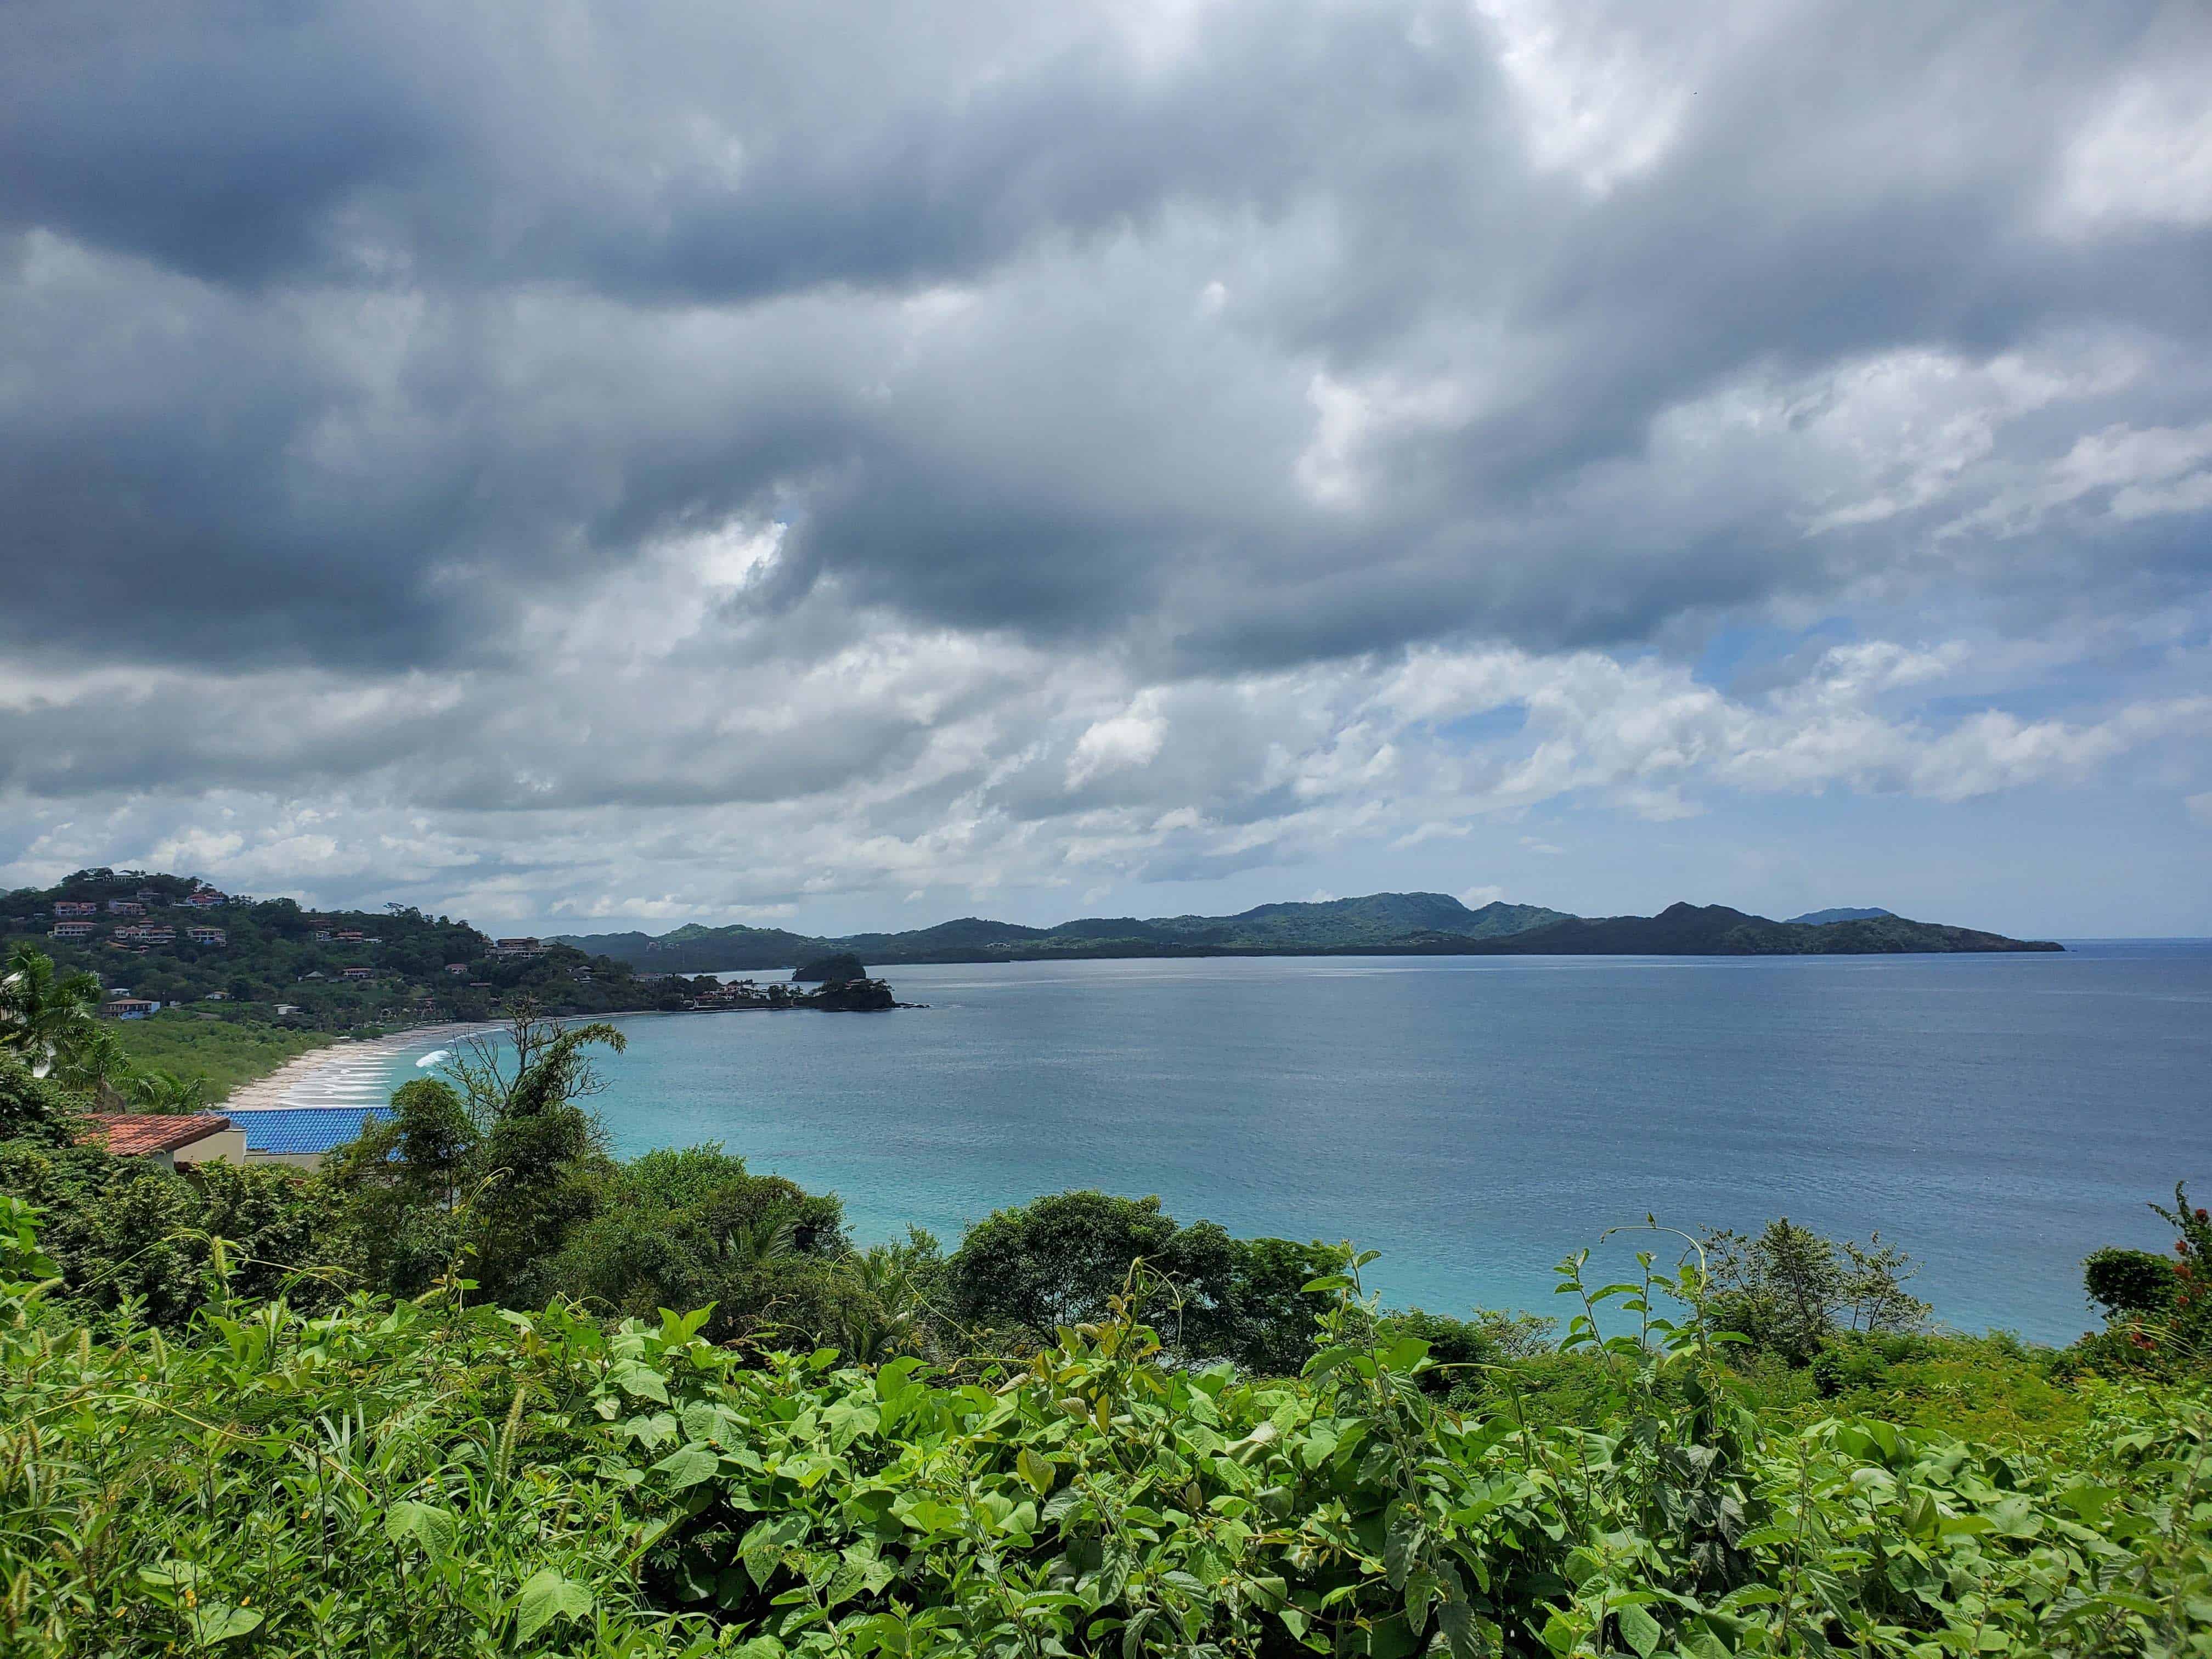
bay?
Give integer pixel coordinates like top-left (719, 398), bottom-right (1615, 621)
top-left (377, 942), bottom-right (2212, 1343)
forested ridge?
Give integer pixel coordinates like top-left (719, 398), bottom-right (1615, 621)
top-left (556, 897), bottom-right (2059, 973)
top-left (2, 966), bottom-right (2204, 1656)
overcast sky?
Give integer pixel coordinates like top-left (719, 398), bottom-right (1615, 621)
top-left (3, 1), bottom-right (2209, 938)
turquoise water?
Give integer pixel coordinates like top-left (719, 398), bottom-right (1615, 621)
top-left (377, 944), bottom-right (2212, 1342)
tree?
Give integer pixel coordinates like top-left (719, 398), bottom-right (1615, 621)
top-left (0, 945), bottom-right (102, 1079)
top-left (129, 1070), bottom-right (208, 1113)
top-left (0, 1054), bottom-right (86, 1147)
top-left (48, 1023), bottom-right (134, 1108)
top-left (1703, 1218), bottom-right (1928, 1366)
top-left (321, 1013), bottom-right (625, 1306)
top-left (948, 1190), bottom-right (1194, 1338)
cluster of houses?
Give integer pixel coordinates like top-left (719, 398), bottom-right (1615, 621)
top-left (47, 890), bottom-right (239, 952)
top-left (53, 888), bottom-right (248, 918)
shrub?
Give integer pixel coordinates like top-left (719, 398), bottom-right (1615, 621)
top-left (2085, 1245), bottom-right (2178, 1317)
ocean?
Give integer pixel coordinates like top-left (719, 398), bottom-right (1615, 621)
top-left (373, 943), bottom-right (2212, 1343)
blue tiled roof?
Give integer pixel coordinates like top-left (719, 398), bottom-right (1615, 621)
top-left (229, 1105), bottom-right (393, 1156)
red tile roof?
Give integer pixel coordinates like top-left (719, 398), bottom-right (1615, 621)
top-left (78, 1114), bottom-right (233, 1156)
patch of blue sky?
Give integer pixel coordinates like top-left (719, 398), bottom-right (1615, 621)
top-left (1431, 704), bottom-right (1528, 746)
top-left (1692, 619), bottom-right (1857, 696)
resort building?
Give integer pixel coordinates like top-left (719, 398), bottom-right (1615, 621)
top-left (105, 899), bottom-right (145, 916)
top-left (51, 920), bottom-right (97, 940)
top-left (227, 1107), bottom-right (393, 1171)
top-left (52, 900), bottom-right (98, 918)
top-left (340, 966), bottom-right (374, 980)
top-left (188, 926), bottom-right (227, 945)
top-left (182, 890), bottom-right (228, 909)
top-left (77, 1114), bottom-right (246, 1172)
top-left (100, 997), bottom-right (160, 1019)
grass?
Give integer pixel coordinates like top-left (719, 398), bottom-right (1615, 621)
top-left (110, 1011), bottom-right (334, 1102)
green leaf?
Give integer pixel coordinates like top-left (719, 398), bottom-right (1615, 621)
top-left (2056, 1482), bottom-right (2120, 1523)
top-left (1384, 1508), bottom-right (1427, 1589)
top-left (384, 1499), bottom-right (460, 1564)
top-left (1091, 1536), bottom-right (1136, 1609)
top-left (654, 1441), bottom-right (720, 1489)
top-left (608, 1359), bottom-right (670, 1402)
top-left (1017, 1446), bottom-right (1057, 1497)
top-left (514, 1567), bottom-right (595, 1641)
top-left (1122, 1605), bottom-right (1158, 1658)
top-left (188, 1604), bottom-right (264, 1646)
top-left (1615, 1602), bottom-right (1662, 1658)
top-left (1436, 1598), bottom-right (1488, 1659)
top-left (823, 1397), bottom-right (881, 1451)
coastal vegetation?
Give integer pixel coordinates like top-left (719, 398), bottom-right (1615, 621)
top-left (0, 868), bottom-right (680, 1034)
top-left (1, 991), bottom-right (2207, 1654)
top-left (0, 872), bottom-right (918, 1060)
top-left (107, 1011), bottom-right (334, 1101)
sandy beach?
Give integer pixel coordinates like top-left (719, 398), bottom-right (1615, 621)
top-left (217, 1022), bottom-right (502, 1111)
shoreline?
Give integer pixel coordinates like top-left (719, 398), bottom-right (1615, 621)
top-left (217, 1022), bottom-right (502, 1111)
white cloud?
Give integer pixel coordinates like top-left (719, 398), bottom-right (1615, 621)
top-left (1066, 699), bottom-right (1169, 787)
top-left (2047, 71), bottom-right (2212, 236)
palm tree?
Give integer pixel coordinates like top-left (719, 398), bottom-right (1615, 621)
top-left (129, 1070), bottom-right (208, 1113)
top-left (0, 944), bottom-right (103, 1079)
top-left (52, 1024), bottom-right (135, 1108)
top-left (718, 1214), bottom-right (799, 1269)
top-left (836, 1233), bottom-right (938, 1363)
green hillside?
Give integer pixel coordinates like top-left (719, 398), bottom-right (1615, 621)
top-left (555, 890), bottom-right (2059, 970)
top-left (0, 867), bottom-right (685, 1031)
top-left (557, 891), bottom-right (1576, 970)
top-left (1468, 902), bottom-right (2062, 956)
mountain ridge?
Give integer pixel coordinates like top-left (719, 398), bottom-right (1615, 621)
top-left (553, 892), bottom-right (2059, 970)
top-left (1785, 906), bottom-right (1897, 926)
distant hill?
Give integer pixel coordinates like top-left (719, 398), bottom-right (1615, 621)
top-left (555, 891), bottom-right (1575, 969)
top-left (555, 923), bottom-right (822, 972)
top-left (1457, 902), bottom-right (2058, 956)
top-left (557, 894), bottom-right (2057, 968)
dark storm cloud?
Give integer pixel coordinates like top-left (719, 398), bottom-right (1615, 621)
top-left (3, 0), bottom-right (2209, 689)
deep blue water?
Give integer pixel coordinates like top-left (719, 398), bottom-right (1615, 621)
top-left (380, 944), bottom-right (2212, 1342)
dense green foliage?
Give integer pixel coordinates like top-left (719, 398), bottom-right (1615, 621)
top-left (108, 1009), bottom-right (335, 1099)
top-left (4, 1000), bottom-right (2209, 1654)
top-left (5, 1198), bottom-right (2210, 1657)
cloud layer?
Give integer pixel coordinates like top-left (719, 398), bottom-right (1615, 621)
top-left (3, 0), bottom-right (2209, 932)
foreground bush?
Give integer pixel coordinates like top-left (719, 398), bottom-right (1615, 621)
top-left (5, 1205), bottom-right (2209, 1658)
